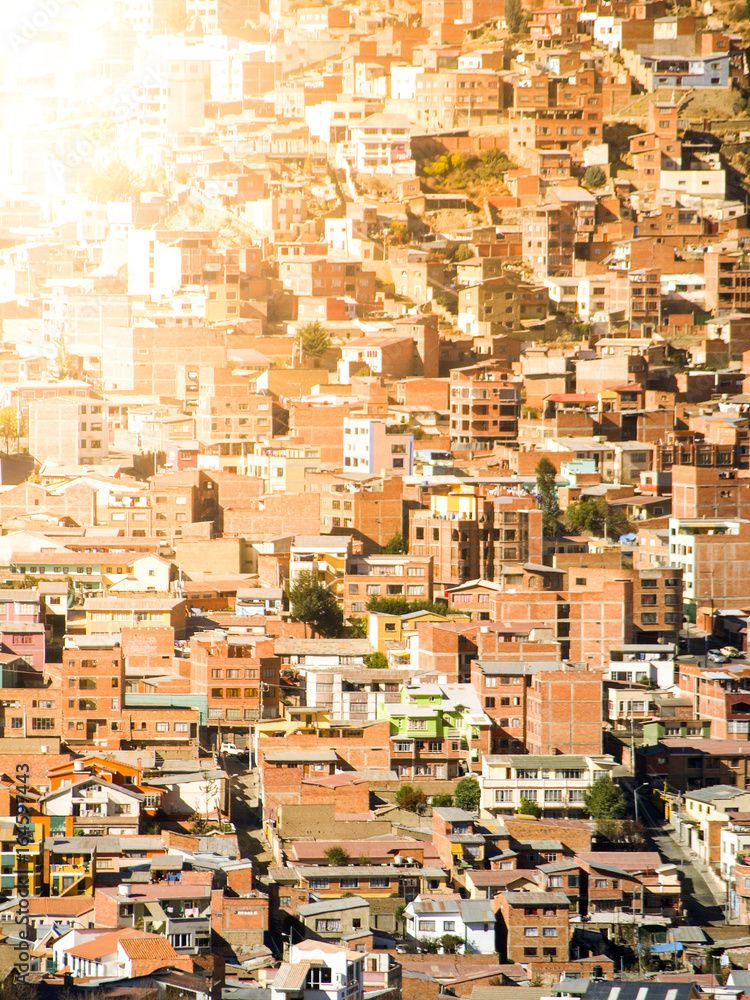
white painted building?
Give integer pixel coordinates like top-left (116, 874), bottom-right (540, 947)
top-left (338, 114), bottom-right (416, 177)
top-left (343, 417), bottom-right (414, 476)
top-left (272, 940), bottom-right (364, 1000)
top-left (404, 894), bottom-right (496, 953)
top-left (480, 754), bottom-right (616, 818)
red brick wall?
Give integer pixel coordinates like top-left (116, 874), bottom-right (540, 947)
top-left (222, 492), bottom-right (322, 537)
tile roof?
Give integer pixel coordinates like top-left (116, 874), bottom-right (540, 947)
top-left (118, 934), bottom-right (180, 960)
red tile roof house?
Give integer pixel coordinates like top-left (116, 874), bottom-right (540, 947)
top-left (52, 927), bottom-right (192, 981)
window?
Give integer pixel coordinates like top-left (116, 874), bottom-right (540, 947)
top-left (543, 927), bottom-right (557, 937)
top-left (525, 927), bottom-right (539, 936)
top-left (307, 968), bottom-right (332, 989)
top-left (156, 723), bottom-right (169, 732)
top-left (369, 878), bottom-right (389, 888)
top-left (315, 919), bottom-right (341, 932)
top-left (443, 920), bottom-right (456, 931)
top-left (419, 920), bottom-right (436, 932)
top-left (309, 878), bottom-right (329, 889)
top-left (594, 879), bottom-right (607, 888)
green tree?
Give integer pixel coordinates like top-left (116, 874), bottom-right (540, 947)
top-left (389, 220), bottom-right (409, 243)
top-left (163, 0), bottom-right (189, 31)
top-left (190, 812), bottom-right (209, 835)
top-left (287, 571), bottom-right (344, 637)
top-left (432, 794), bottom-right (453, 808)
top-left (583, 776), bottom-right (627, 819)
top-left (297, 320), bottom-right (331, 358)
top-left (517, 796), bottom-right (542, 818)
top-left (86, 158), bottom-right (140, 202)
top-left (0, 407), bottom-right (18, 454)
top-left (535, 457), bottom-right (559, 516)
top-left (441, 934), bottom-right (464, 954)
top-left (453, 243), bottom-right (474, 262)
top-left (363, 651), bottom-right (388, 669)
top-left (583, 165), bottom-right (607, 189)
top-left (366, 596), bottom-right (453, 616)
top-left (596, 817), bottom-right (645, 846)
top-left (382, 531), bottom-right (406, 554)
top-left (566, 497), bottom-right (628, 541)
top-left (395, 784), bottom-right (427, 812)
top-left (535, 456), bottom-right (560, 537)
top-left (504, 0), bottom-right (527, 33)
top-left (474, 147), bottom-right (515, 183)
top-left (394, 901), bottom-right (407, 937)
top-left (325, 846), bottom-right (351, 865)
top-left (434, 293), bottom-right (458, 314)
top-left (347, 616), bottom-right (367, 637)
top-left (453, 775), bottom-right (481, 812)
top-left (52, 335), bottom-right (77, 380)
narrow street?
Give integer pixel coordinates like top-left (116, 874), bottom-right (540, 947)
top-left (224, 758), bottom-right (273, 876)
top-left (624, 779), bottom-right (726, 926)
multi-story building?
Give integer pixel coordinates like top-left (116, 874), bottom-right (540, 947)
top-left (522, 188), bottom-right (596, 279)
top-left (194, 367), bottom-right (282, 454)
top-left (495, 890), bottom-right (571, 964)
top-left (458, 277), bottom-right (548, 336)
top-left (705, 251), bottom-right (750, 312)
top-left (190, 631), bottom-right (280, 739)
top-left (448, 365), bottom-right (521, 451)
top-left (28, 396), bottom-right (109, 468)
top-left (94, 883), bottom-right (212, 955)
top-left (378, 683), bottom-right (492, 779)
top-left (340, 114), bottom-right (415, 177)
top-left (61, 637), bottom-right (125, 745)
top-left (668, 518), bottom-right (750, 604)
top-left (480, 754), bottom-right (616, 819)
top-left (412, 69), bottom-right (502, 128)
top-left (344, 554), bottom-right (433, 616)
top-left (246, 441), bottom-right (322, 494)
top-left (525, 670), bottom-right (604, 756)
top-left (509, 101), bottom-right (603, 164)
top-left (409, 487), bottom-right (542, 590)
top-left (677, 661), bottom-right (750, 741)
top-left (149, 469), bottom-right (220, 538)
top-left (343, 418), bottom-right (414, 476)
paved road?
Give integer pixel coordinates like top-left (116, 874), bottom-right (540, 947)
top-left (627, 780), bottom-right (726, 925)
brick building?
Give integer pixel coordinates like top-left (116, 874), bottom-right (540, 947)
top-left (496, 891), bottom-right (570, 964)
top-left (344, 554), bottom-right (433, 616)
top-left (190, 631), bottom-right (281, 738)
top-left (409, 488), bottom-right (542, 590)
top-left (149, 470), bottom-right (221, 539)
top-left (449, 365), bottom-right (521, 452)
top-left (525, 670), bottom-right (604, 756)
top-left (60, 637), bottom-right (125, 745)
top-left (638, 736), bottom-right (750, 791)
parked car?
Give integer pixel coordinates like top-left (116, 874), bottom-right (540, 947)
top-left (707, 651), bottom-right (728, 663)
top-left (721, 646), bottom-right (741, 658)
top-left (220, 742), bottom-right (243, 756)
